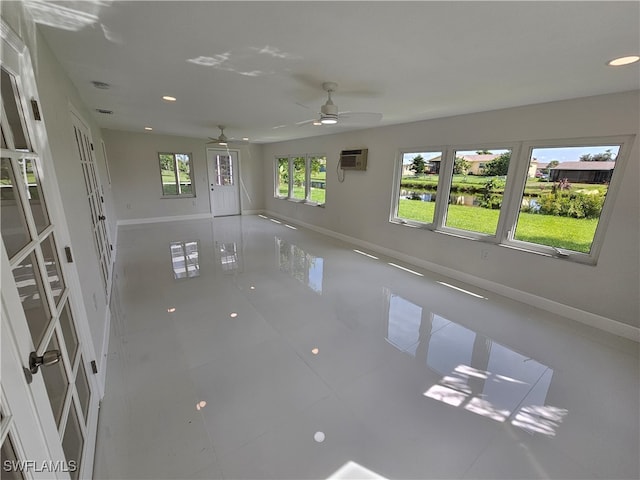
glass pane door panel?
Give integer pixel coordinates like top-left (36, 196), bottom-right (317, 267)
top-left (62, 406), bottom-right (83, 480)
top-left (75, 358), bottom-right (91, 424)
top-left (12, 251), bottom-right (50, 348)
top-left (1, 158), bottom-right (31, 258)
top-left (40, 334), bottom-right (69, 426)
top-left (41, 333), bottom-right (69, 427)
top-left (1, 434), bottom-right (26, 480)
top-left (0, 68), bottom-right (29, 150)
top-left (40, 233), bottom-right (65, 307)
top-left (22, 159), bottom-right (50, 233)
top-left (216, 155), bottom-right (233, 185)
top-left (59, 301), bottom-right (79, 363)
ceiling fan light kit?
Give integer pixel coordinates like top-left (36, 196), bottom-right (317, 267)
top-left (296, 81), bottom-right (382, 128)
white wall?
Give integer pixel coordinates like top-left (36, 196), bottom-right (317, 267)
top-left (2, 4), bottom-right (116, 383)
top-left (103, 129), bottom-right (264, 221)
top-left (262, 91), bottom-right (640, 331)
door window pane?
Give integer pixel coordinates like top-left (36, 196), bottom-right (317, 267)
top-left (514, 145), bottom-right (620, 254)
top-left (291, 156), bottom-right (306, 200)
top-left (445, 149), bottom-right (512, 235)
top-left (0, 68), bottom-right (29, 151)
top-left (59, 301), bottom-right (79, 363)
top-left (215, 154), bottom-right (233, 185)
top-left (41, 333), bottom-right (68, 427)
top-left (40, 233), bottom-right (65, 307)
top-left (22, 158), bottom-right (50, 233)
top-left (75, 357), bottom-right (91, 424)
top-left (62, 406), bottom-right (83, 480)
top-left (1, 434), bottom-right (25, 480)
top-left (396, 151), bottom-right (442, 225)
top-left (309, 156), bottom-right (327, 204)
top-left (1, 158), bottom-right (31, 258)
top-left (12, 251), bottom-right (50, 348)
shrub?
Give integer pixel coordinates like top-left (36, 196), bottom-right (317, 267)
top-left (536, 192), bottom-right (604, 219)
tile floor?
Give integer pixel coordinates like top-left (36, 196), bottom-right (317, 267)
top-left (93, 215), bottom-right (639, 479)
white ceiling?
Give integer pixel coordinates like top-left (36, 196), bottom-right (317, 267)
top-left (29, 1), bottom-right (640, 144)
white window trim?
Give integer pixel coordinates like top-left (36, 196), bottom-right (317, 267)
top-left (390, 136), bottom-right (635, 265)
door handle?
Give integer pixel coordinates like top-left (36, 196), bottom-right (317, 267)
top-left (98, 215), bottom-right (106, 221)
top-left (24, 350), bottom-right (62, 384)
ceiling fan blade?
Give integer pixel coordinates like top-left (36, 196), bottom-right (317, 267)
top-left (296, 118), bottom-right (319, 127)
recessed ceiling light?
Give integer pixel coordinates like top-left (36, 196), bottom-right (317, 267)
top-left (242, 137), bottom-right (249, 141)
top-left (167, 307), bottom-right (176, 313)
top-left (607, 55), bottom-right (640, 66)
top-left (162, 95), bottom-right (177, 102)
top-left (230, 312), bottom-right (238, 318)
top-left (144, 126), bottom-right (153, 131)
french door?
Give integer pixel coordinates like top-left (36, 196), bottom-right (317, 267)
top-left (207, 148), bottom-right (241, 216)
top-left (70, 111), bottom-right (112, 295)
top-left (1, 22), bottom-right (98, 479)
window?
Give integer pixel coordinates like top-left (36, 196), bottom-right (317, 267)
top-left (274, 154), bottom-right (327, 205)
top-left (275, 157), bottom-right (289, 198)
top-left (309, 155), bottom-right (327, 204)
top-left (394, 150), bottom-right (443, 225)
top-left (291, 156), bottom-right (306, 200)
top-left (509, 141), bottom-right (624, 256)
top-left (444, 148), bottom-right (512, 236)
top-left (390, 136), bottom-right (633, 264)
top-left (159, 152), bottom-right (193, 196)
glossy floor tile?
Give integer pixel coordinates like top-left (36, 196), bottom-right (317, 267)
top-left (93, 215), bottom-right (639, 479)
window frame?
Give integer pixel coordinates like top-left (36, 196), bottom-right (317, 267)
top-left (390, 147), bottom-right (446, 229)
top-left (158, 152), bottom-right (194, 198)
top-left (390, 135), bottom-right (635, 265)
top-left (500, 135), bottom-right (634, 264)
top-left (273, 153), bottom-right (327, 206)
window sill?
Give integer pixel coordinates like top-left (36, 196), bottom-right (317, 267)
top-left (389, 219), bottom-right (596, 265)
top-left (275, 197), bottom-right (325, 207)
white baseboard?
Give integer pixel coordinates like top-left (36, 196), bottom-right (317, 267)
top-left (116, 213), bottom-right (212, 226)
top-left (263, 210), bottom-right (639, 342)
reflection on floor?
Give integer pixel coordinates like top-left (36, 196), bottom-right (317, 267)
top-left (94, 215), bottom-right (639, 480)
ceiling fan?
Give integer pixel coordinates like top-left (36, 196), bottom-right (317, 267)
top-left (207, 125), bottom-right (248, 146)
top-left (297, 82), bottom-right (382, 127)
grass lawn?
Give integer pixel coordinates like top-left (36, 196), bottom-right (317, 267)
top-left (398, 199), bottom-right (596, 253)
top-left (278, 185), bottom-right (325, 204)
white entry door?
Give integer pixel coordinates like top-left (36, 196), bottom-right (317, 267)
top-left (207, 149), bottom-right (241, 216)
top-left (1, 22), bottom-right (99, 479)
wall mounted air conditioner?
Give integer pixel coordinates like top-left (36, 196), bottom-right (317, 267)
top-left (340, 148), bottom-right (368, 170)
